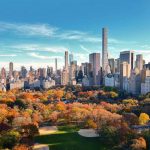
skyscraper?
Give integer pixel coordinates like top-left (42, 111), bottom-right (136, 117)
top-left (65, 51), bottom-right (68, 71)
top-left (69, 53), bottom-right (73, 65)
top-left (120, 51), bottom-right (134, 71)
top-left (81, 62), bottom-right (92, 77)
top-left (135, 54), bottom-right (143, 71)
top-left (9, 62), bottom-right (13, 78)
top-left (102, 28), bottom-right (109, 73)
top-left (89, 53), bottom-right (100, 85)
top-left (55, 58), bottom-right (57, 73)
top-left (1, 67), bottom-right (6, 80)
top-left (108, 58), bottom-right (115, 74)
top-left (120, 62), bottom-right (130, 90)
top-left (69, 61), bottom-right (77, 84)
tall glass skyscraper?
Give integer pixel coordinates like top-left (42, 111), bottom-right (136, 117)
top-left (120, 51), bottom-right (134, 71)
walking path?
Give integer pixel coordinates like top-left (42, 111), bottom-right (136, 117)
top-left (78, 129), bottom-right (99, 137)
top-left (39, 126), bottom-right (58, 135)
top-left (33, 126), bottom-right (58, 150)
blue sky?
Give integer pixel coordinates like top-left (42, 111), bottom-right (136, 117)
top-left (0, 0), bottom-right (150, 70)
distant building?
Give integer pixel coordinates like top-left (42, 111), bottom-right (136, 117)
top-left (42, 79), bottom-right (55, 89)
top-left (102, 28), bottom-right (109, 74)
top-left (89, 53), bottom-right (101, 85)
top-left (47, 66), bottom-right (53, 77)
top-left (55, 58), bottom-right (57, 74)
top-left (120, 62), bottom-right (130, 91)
top-left (81, 63), bottom-right (92, 77)
top-left (9, 62), bottom-right (13, 78)
top-left (135, 54), bottom-right (143, 71)
top-left (141, 65), bottom-right (150, 94)
top-left (10, 80), bottom-right (24, 90)
top-left (21, 66), bottom-right (27, 78)
top-left (1, 67), bottom-right (6, 80)
top-left (104, 74), bottom-right (115, 87)
top-left (69, 61), bottom-right (77, 84)
top-left (108, 58), bottom-right (115, 74)
top-left (65, 51), bottom-right (69, 71)
top-left (141, 77), bottom-right (150, 95)
top-left (129, 68), bottom-right (141, 94)
top-left (115, 58), bottom-right (120, 73)
top-left (69, 53), bottom-right (73, 65)
top-left (120, 51), bottom-right (134, 72)
top-left (82, 76), bottom-right (90, 86)
top-left (61, 69), bottom-right (69, 85)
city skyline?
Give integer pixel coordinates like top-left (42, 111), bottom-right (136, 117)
top-left (0, 0), bottom-right (150, 70)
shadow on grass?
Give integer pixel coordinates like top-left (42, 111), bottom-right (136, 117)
top-left (35, 131), bottom-right (109, 150)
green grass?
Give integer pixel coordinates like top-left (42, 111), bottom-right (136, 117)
top-left (34, 125), bottom-right (110, 150)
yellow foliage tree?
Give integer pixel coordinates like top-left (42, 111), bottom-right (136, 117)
top-left (139, 113), bottom-right (149, 125)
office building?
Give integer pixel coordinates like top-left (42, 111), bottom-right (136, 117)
top-left (1, 67), bottom-right (6, 80)
top-left (89, 53), bottom-right (100, 85)
top-left (61, 69), bottom-right (69, 85)
top-left (69, 53), bottom-right (73, 65)
top-left (120, 51), bottom-right (134, 71)
top-left (120, 62), bottom-right (130, 91)
top-left (135, 54), bottom-right (143, 71)
top-left (108, 58), bottom-right (115, 74)
top-left (129, 68), bottom-right (141, 94)
top-left (9, 62), bottom-right (13, 78)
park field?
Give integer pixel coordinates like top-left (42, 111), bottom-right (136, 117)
top-left (35, 125), bottom-right (110, 150)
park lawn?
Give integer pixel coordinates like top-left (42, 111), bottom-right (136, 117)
top-left (34, 125), bottom-right (110, 150)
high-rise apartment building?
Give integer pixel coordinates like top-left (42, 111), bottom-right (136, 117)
top-left (135, 54), bottom-right (143, 71)
top-left (65, 51), bottom-right (68, 71)
top-left (102, 28), bottom-right (109, 74)
top-left (108, 58), bottom-right (115, 74)
top-left (1, 67), bottom-right (6, 80)
top-left (120, 51), bottom-right (134, 71)
top-left (47, 66), bottom-right (53, 77)
top-left (115, 58), bottom-right (120, 73)
top-left (21, 66), bottom-right (27, 78)
top-left (129, 68), bottom-right (141, 94)
top-left (9, 62), bottom-right (13, 78)
top-left (69, 61), bottom-right (77, 84)
top-left (89, 53), bottom-right (100, 85)
top-left (55, 58), bottom-right (57, 73)
top-left (120, 62), bottom-right (130, 90)
top-left (61, 69), bottom-right (69, 85)
top-left (69, 53), bottom-right (73, 65)
top-left (81, 63), bottom-right (92, 77)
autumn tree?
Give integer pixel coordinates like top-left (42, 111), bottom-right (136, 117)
top-left (139, 113), bottom-right (149, 125)
top-left (130, 137), bottom-right (147, 150)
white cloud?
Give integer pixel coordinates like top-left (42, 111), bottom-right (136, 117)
top-left (2, 44), bottom-right (68, 53)
top-left (134, 50), bottom-right (150, 54)
top-left (27, 52), bottom-right (63, 60)
top-left (0, 54), bottom-right (17, 57)
top-left (0, 22), bottom-right (129, 44)
top-left (0, 22), bottom-right (57, 37)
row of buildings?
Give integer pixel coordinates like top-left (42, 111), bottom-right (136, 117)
top-left (0, 28), bottom-right (150, 95)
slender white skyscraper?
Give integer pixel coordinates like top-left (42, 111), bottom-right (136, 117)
top-left (102, 28), bottom-right (109, 74)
